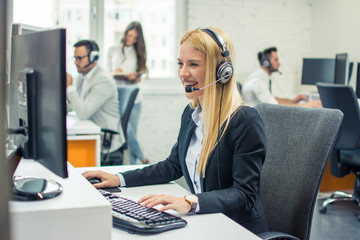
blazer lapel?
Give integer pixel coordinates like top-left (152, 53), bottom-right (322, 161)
top-left (200, 140), bottom-right (217, 192)
top-left (179, 112), bottom-right (196, 193)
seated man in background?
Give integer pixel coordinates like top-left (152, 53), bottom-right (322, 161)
top-left (66, 40), bottom-right (125, 164)
top-left (242, 47), bottom-right (321, 107)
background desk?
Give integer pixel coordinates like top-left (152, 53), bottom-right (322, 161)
top-left (78, 165), bottom-right (262, 240)
top-left (67, 113), bottom-right (101, 167)
top-left (320, 159), bottom-right (355, 192)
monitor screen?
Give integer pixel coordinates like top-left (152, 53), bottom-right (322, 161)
top-left (334, 53), bottom-right (349, 85)
top-left (301, 58), bottom-right (335, 85)
top-left (9, 28), bottom-right (68, 179)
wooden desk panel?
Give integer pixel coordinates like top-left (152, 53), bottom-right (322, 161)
top-left (67, 139), bottom-right (96, 167)
top-left (67, 134), bottom-right (101, 167)
top-left (320, 159), bottom-right (355, 192)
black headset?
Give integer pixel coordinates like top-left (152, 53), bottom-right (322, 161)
top-left (201, 28), bottom-right (234, 190)
top-left (201, 28), bottom-right (233, 85)
top-left (260, 51), bottom-right (271, 69)
top-left (85, 40), bottom-right (100, 63)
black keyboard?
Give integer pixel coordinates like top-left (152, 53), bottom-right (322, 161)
top-left (98, 189), bottom-right (187, 234)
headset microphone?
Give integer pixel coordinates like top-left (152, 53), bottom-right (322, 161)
top-left (83, 61), bottom-right (93, 69)
top-left (185, 75), bottom-right (228, 93)
top-left (185, 86), bottom-right (198, 93)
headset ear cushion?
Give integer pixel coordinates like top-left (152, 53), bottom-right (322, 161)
top-left (217, 62), bottom-right (233, 84)
top-left (89, 51), bottom-right (99, 63)
top-left (262, 59), bottom-right (270, 68)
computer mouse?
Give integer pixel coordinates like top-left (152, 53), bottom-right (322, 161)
top-left (87, 177), bottom-right (102, 184)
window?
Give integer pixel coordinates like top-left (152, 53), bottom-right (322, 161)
top-left (13, 0), bottom-right (176, 79)
top-left (103, 0), bottom-right (176, 79)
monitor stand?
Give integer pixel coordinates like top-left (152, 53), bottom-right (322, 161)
top-left (7, 147), bottom-right (63, 201)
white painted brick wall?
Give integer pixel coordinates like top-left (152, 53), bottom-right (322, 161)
top-left (187, 0), bottom-right (312, 98)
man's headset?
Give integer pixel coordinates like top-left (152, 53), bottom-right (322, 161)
top-left (260, 51), bottom-right (271, 69)
top-left (259, 48), bottom-right (282, 74)
top-left (81, 40), bottom-right (99, 68)
top-left (87, 40), bottom-right (99, 62)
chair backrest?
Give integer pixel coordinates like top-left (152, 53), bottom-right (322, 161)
top-left (316, 83), bottom-right (360, 150)
top-left (255, 103), bottom-right (343, 240)
top-left (117, 86), bottom-right (139, 141)
top-left (236, 81), bottom-right (242, 95)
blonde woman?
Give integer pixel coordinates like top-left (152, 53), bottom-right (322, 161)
top-left (84, 27), bottom-right (268, 234)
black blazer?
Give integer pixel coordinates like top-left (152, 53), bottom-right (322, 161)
top-left (122, 105), bottom-right (268, 234)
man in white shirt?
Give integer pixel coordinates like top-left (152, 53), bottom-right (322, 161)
top-left (66, 40), bottom-right (125, 164)
top-left (242, 47), bottom-right (321, 107)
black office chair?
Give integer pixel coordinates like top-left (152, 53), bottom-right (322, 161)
top-left (101, 86), bottom-right (139, 165)
top-left (255, 103), bottom-right (343, 240)
top-left (316, 82), bottom-right (360, 221)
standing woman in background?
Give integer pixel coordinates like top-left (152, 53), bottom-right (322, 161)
top-left (107, 21), bottom-right (149, 165)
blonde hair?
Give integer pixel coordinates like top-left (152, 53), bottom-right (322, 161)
top-left (180, 28), bottom-right (244, 176)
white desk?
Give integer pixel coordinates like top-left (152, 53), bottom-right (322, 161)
top-left (67, 113), bottom-right (101, 166)
top-left (78, 165), bottom-right (262, 240)
top-left (9, 160), bottom-right (112, 240)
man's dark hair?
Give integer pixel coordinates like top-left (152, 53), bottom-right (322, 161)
top-left (258, 47), bottom-right (277, 64)
top-left (73, 40), bottom-right (99, 54)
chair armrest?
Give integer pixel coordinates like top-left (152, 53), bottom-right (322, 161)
top-left (101, 128), bottom-right (119, 135)
top-left (101, 128), bottom-right (119, 151)
top-left (258, 231), bottom-right (300, 240)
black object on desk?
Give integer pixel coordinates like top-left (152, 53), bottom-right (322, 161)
top-left (101, 187), bottom-right (122, 193)
top-left (87, 178), bottom-right (122, 192)
top-left (87, 177), bottom-right (102, 184)
top-left (98, 189), bottom-right (187, 234)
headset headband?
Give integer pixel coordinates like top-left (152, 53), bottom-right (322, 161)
top-left (201, 28), bottom-right (230, 57)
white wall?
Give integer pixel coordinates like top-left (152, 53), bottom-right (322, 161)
top-left (311, 0), bottom-right (360, 88)
top-left (187, 0), bottom-right (313, 98)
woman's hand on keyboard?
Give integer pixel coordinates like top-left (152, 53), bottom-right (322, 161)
top-left (138, 194), bottom-right (191, 214)
top-left (82, 170), bottom-right (120, 188)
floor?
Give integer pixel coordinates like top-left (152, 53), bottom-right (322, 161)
top-left (173, 178), bottom-right (360, 239)
top-left (310, 193), bottom-right (360, 240)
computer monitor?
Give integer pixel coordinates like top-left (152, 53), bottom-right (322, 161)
top-left (8, 28), bottom-right (68, 200)
top-left (301, 58), bottom-right (335, 85)
top-left (356, 63), bottom-right (360, 99)
top-left (334, 53), bottom-right (349, 85)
